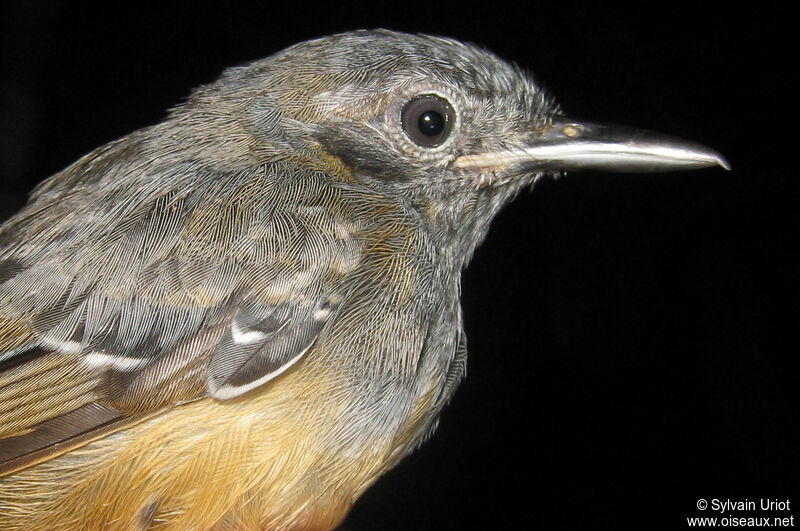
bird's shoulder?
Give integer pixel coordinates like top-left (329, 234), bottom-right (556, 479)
top-left (0, 150), bottom-right (439, 475)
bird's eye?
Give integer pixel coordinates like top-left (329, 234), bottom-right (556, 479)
top-left (401, 94), bottom-right (455, 148)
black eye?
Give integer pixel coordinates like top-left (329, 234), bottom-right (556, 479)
top-left (401, 94), bottom-right (455, 148)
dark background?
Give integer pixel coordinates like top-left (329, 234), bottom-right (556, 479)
top-left (1, 3), bottom-right (794, 530)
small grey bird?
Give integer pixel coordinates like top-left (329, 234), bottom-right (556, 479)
top-left (0, 30), bottom-right (726, 530)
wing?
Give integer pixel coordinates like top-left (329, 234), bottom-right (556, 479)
top-left (0, 149), bottom-right (359, 475)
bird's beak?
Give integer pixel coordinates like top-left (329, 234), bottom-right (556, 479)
top-left (453, 118), bottom-right (730, 174)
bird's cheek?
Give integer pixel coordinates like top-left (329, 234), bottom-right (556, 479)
top-left (313, 124), bottom-right (409, 180)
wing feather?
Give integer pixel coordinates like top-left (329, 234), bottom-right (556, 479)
top-left (0, 158), bottom-right (360, 474)
top-left (207, 295), bottom-right (336, 399)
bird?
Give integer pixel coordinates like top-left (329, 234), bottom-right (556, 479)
top-left (0, 29), bottom-right (726, 530)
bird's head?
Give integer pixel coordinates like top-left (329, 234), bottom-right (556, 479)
top-left (166, 29), bottom-right (727, 257)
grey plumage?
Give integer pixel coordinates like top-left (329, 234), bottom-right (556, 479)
top-left (0, 30), bottom-right (725, 529)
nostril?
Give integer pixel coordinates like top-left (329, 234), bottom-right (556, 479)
top-left (561, 124), bottom-right (585, 138)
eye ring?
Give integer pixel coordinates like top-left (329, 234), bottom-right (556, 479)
top-left (401, 94), bottom-right (455, 148)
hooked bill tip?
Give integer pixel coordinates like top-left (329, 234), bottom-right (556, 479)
top-left (715, 154), bottom-right (732, 171)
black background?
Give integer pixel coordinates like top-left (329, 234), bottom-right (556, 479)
top-left (1, 3), bottom-right (795, 530)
